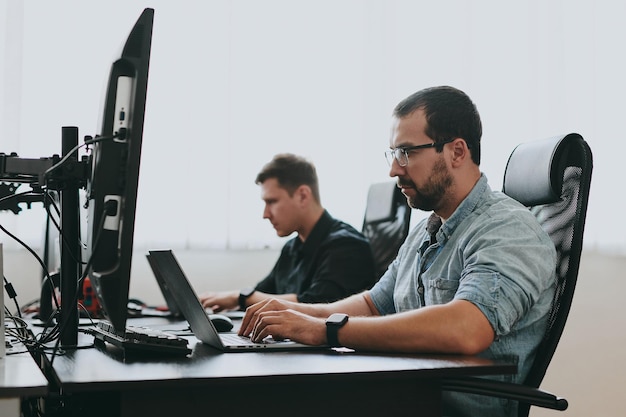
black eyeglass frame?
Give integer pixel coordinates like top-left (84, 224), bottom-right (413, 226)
top-left (385, 137), bottom-right (456, 167)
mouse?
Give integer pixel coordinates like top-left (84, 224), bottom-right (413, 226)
top-left (209, 314), bottom-right (234, 332)
top-left (127, 300), bottom-right (146, 317)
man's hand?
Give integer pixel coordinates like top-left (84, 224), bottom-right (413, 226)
top-left (239, 298), bottom-right (297, 337)
top-left (248, 308), bottom-right (327, 345)
top-left (198, 290), bottom-right (238, 312)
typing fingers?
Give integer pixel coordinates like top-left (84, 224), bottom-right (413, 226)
top-left (239, 298), bottom-right (290, 336)
top-left (239, 298), bottom-right (272, 336)
top-left (250, 310), bottom-right (290, 342)
top-left (250, 309), bottom-right (326, 346)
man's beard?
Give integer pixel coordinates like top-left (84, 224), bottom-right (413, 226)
top-left (402, 158), bottom-right (453, 212)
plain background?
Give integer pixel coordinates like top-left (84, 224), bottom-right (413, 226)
top-left (0, 0), bottom-right (623, 253)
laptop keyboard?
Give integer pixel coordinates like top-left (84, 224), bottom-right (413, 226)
top-left (220, 333), bottom-right (291, 346)
top-left (220, 333), bottom-right (260, 346)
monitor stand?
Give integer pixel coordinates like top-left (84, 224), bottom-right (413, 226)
top-left (0, 126), bottom-right (87, 349)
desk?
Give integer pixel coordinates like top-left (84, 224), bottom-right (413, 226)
top-left (0, 344), bottom-right (48, 417)
top-left (38, 319), bottom-right (515, 417)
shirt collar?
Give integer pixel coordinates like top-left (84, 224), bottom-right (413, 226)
top-left (437, 173), bottom-right (490, 243)
top-left (291, 210), bottom-right (334, 256)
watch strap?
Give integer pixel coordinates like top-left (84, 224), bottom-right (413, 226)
top-left (238, 287), bottom-right (254, 311)
top-left (326, 313), bottom-right (349, 347)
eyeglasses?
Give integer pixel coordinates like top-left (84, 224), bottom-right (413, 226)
top-left (385, 138), bottom-right (455, 167)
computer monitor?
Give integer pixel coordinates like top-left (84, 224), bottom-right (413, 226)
top-left (85, 8), bottom-right (154, 332)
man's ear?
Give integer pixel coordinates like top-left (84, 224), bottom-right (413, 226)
top-left (294, 185), bottom-right (312, 205)
top-left (450, 138), bottom-right (470, 167)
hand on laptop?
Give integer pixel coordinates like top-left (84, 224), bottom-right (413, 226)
top-left (244, 306), bottom-right (326, 346)
top-left (238, 298), bottom-right (321, 345)
top-left (199, 290), bottom-right (239, 312)
top-left (239, 298), bottom-right (293, 336)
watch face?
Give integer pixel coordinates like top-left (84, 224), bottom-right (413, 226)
top-left (327, 313), bottom-right (349, 326)
top-left (326, 313), bottom-right (348, 348)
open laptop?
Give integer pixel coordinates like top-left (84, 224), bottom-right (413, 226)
top-left (146, 253), bottom-right (244, 321)
top-left (145, 253), bottom-right (184, 317)
top-left (146, 249), bottom-right (328, 352)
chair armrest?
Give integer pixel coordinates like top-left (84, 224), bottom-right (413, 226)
top-left (441, 377), bottom-right (568, 411)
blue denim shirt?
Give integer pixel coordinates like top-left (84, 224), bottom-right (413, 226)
top-left (369, 174), bottom-right (557, 417)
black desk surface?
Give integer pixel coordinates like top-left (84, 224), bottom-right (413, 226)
top-left (0, 344), bottom-right (48, 398)
top-left (39, 318), bottom-right (516, 417)
top-left (52, 337), bottom-right (514, 389)
top-left (44, 318), bottom-right (515, 391)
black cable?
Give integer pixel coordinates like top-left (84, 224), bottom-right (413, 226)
top-left (49, 207), bottom-right (108, 365)
top-left (0, 214), bottom-right (61, 312)
top-left (42, 132), bottom-right (120, 181)
top-left (2, 133), bottom-right (119, 362)
top-left (2, 312), bottom-right (50, 356)
top-left (33, 306), bottom-right (62, 346)
top-left (42, 191), bottom-right (86, 266)
top-left (77, 302), bottom-right (97, 326)
top-left (3, 275), bottom-right (21, 318)
top-left (0, 189), bottom-right (37, 205)
top-left (4, 313), bottom-right (30, 340)
top-left (0, 195), bottom-right (66, 355)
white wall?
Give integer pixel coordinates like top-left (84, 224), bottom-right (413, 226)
top-left (0, 0), bottom-right (620, 256)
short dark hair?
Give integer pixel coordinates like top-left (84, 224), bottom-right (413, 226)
top-left (255, 153), bottom-right (321, 203)
top-left (394, 86), bottom-right (482, 164)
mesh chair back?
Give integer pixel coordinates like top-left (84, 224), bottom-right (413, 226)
top-left (503, 133), bottom-right (593, 416)
top-left (362, 182), bottom-right (411, 279)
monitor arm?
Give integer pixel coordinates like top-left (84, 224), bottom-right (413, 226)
top-left (0, 182), bottom-right (45, 214)
top-left (1, 127), bottom-right (89, 347)
top-left (0, 151), bottom-right (88, 191)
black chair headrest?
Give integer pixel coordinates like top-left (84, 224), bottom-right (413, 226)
top-left (503, 133), bottom-right (584, 206)
top-left (364, 181), bottom-right (398, 223)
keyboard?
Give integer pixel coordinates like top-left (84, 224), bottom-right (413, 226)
top-left (220, 333), bottom-right (259, 346)
top-left (91, 321), bottom-right (191, 356)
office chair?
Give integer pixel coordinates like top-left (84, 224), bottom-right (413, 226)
top-left (362, 181), bottom-right (411, 279)
top-left (442, 133), bottom-right (593, 416)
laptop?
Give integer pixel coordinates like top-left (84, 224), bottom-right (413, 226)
top-left (146, 249), bottom-right (328, 352)
top-left (145, 252), bottom-right (184, 317)
top-left (146, 253), bottom-right (244, 321)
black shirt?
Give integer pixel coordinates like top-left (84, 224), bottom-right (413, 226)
top-left (254, 210), bottom-right (377, 303)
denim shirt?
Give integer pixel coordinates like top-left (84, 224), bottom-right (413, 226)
top-left (369, 174), bottom-right (557, 417)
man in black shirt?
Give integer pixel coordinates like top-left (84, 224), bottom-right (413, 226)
top-left (199, 153), bottom-right (376, 311)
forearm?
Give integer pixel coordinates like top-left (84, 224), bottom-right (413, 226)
top-left (292, 292), bottom-right (378, 318)
top-left (336, 300), bottom-right (494, 355)
top-left (247, 291), bottom-right (297, 306)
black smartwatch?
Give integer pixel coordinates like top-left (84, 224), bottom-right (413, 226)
top-left (325, 313), bottom-right (349, 347)
top-left (238, 287), bottom-right (255, 311)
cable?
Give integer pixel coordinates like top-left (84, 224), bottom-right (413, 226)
top-left (3, 276), bottom-right (21, 318)
top-left (42, 132), bottom-right (120, 181)
top-left (0, 189), bottom-right (38, 205)
top-left (42, 191), bottom-right (86, 266)
top-left (2, 133), bottom-right (119, 363)
top-left (46, 190), bottom-right (87, 250)
top-left (4, 313), bottom-right (31, 343)
top-left (0, 214), bottom-right (61, 312)
top-left (49, 207), bottom-right (109, 366)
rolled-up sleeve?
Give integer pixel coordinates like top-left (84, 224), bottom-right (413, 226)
top-left (454, 213), bottom-right (557, 337)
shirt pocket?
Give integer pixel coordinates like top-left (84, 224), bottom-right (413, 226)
top-left (424, 277), bottom-right (460, 305)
